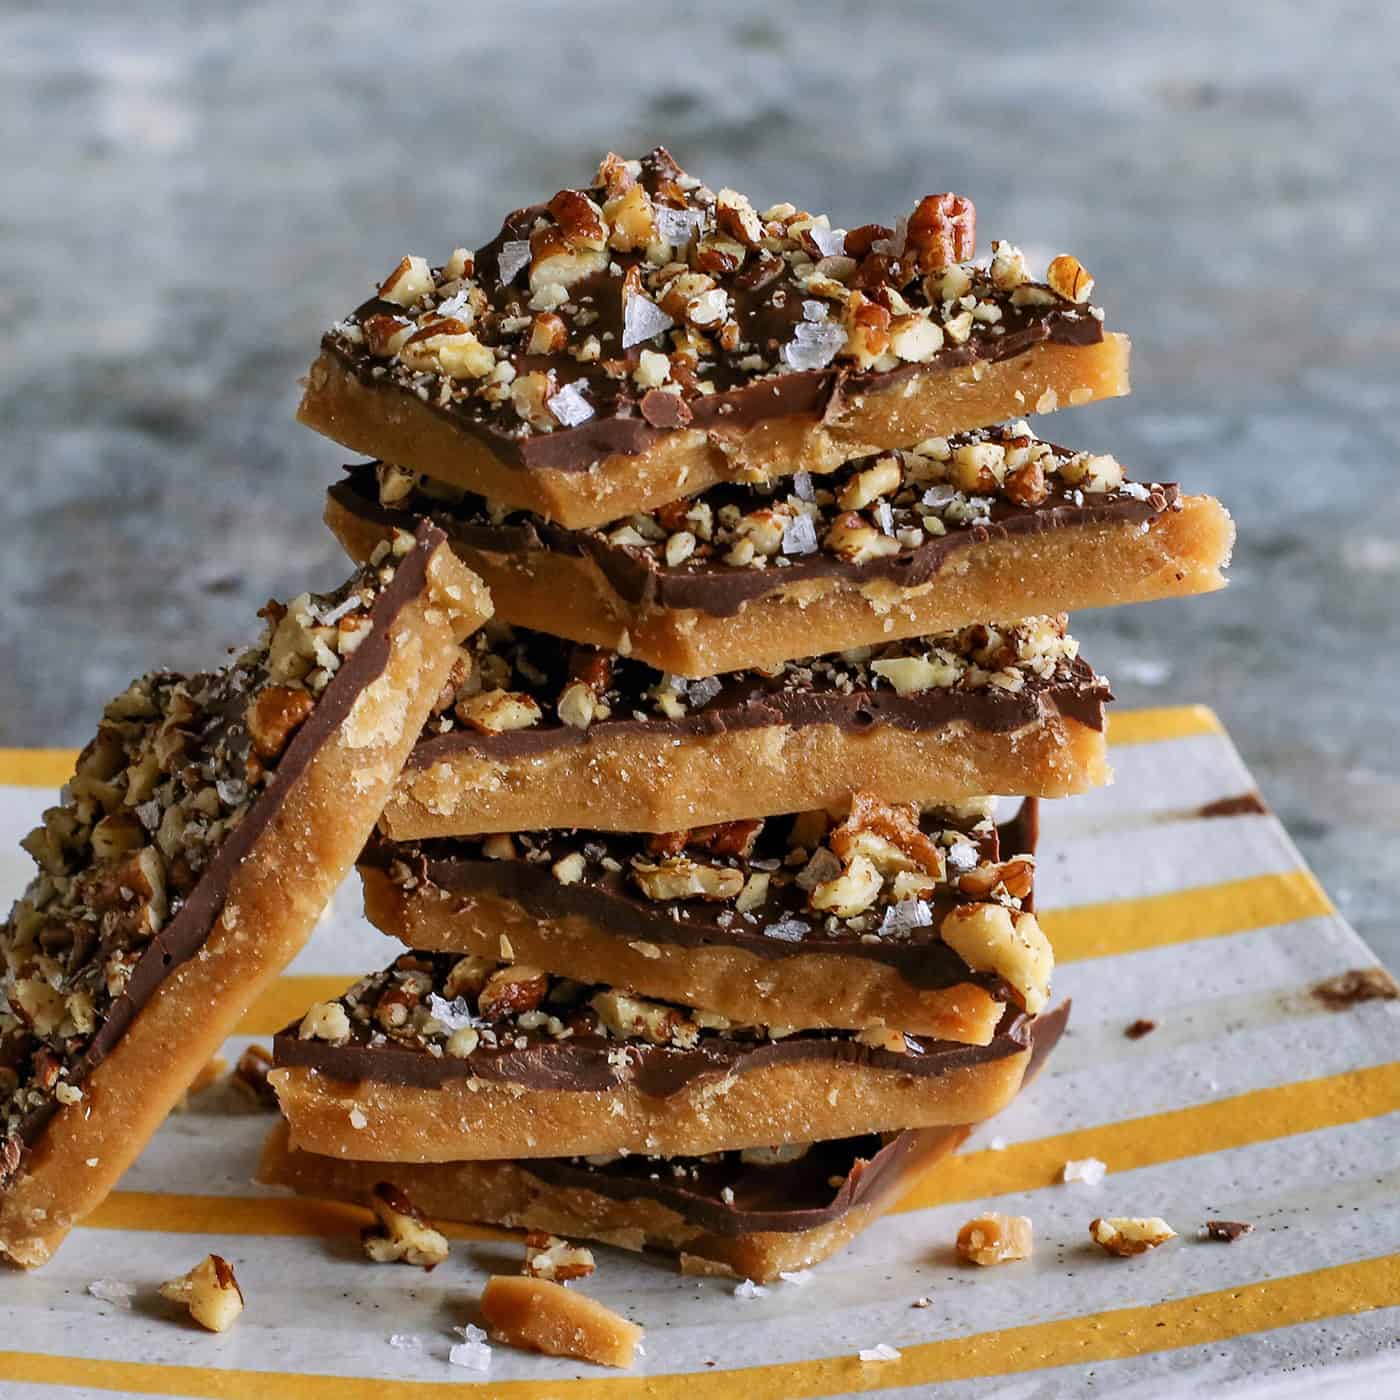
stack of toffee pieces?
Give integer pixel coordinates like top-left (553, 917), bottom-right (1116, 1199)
top-left (263, 149), bottom-right (1232, 1279)
top-left (0, 148), bottom-right (1232, 1285)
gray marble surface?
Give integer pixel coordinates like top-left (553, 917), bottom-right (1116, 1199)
top-left (1, 2), bottom-right (1396, 970)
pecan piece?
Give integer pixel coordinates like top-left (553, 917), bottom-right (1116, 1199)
top-left (905, 193), bottom-right (976, 273)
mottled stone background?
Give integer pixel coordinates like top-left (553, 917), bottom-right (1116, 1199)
top-left (1, 2), bottom-right (1396, 969)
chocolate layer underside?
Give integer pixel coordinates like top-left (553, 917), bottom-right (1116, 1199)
top-left (275, 997), bottom-right (1036, 1099)
top-left (14, 526), bottom-right (442, 1157)
top-left (362, 816), bottom-right (1024, 993)
top-left (332, 467), bottom-right (1175, 618)
top-left (518, 999), bottom-right (1067, 1237)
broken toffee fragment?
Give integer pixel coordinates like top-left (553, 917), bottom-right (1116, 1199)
top-left (0, 525), bottom-right (489, 1266)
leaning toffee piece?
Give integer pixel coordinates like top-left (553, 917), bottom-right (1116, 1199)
top-left (328, 426), bottom-right (1232, 676)
top-left (269, 953), bottom-right (1044, 1162)
top-left (360, 795), bottom-right (1049, 1041)
top-left (257, 1005), bottom-right (1069, 1280)
top-left (0, 524), bottom-right (490, 1267)
top-left (300, 148), bottom-right (1130, 529)
top-left (383, 616), bottom-right (1110, 837)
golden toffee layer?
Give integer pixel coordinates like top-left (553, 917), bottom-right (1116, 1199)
top-left (384, 615), bottom-right (1108, 837)
top-left (329, 424), bottom-right (1231, 675)
top-left (270, 951), bottom-right (1045, 1161)
top-left (361, 795), bottom-right (1047, 1041)
top-left (0, 527), bottom-right (489, 1266)
top-left (302, 147), bottom-right (1129, 528)
top-left (259, 1006), bottom-right (1066, 1280)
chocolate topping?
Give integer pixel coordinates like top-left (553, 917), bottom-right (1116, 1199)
top-left (274, 997), bottom-right (1036, 1098)
top-left (8, 526), bottom-right (443, 1159)
top-left (362, 803), bottom-right (1029, 994)
top-left (516, 999), bottom-right (1068, 1237)
top-left (332, 460), bottom-right (1176, 622)
top-left (320, 148), bottom-right (1111, 475)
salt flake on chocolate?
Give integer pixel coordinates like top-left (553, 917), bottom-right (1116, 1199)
top-left (622, 292), bottom-right (675, 350)
top-left (802, 299), bottom-right (830, 322)
top-left (497, 240), bottom-right (532, 285)
top-left (782, 321), bottom-right (846, 372)
top-left (548, 381), bottom-right (595, 428)
top-left (654, 206), bottom-right (705, 246)
top-left (879, 899), bottom-right (932, 935)
top-left (946, 842), bottom-right (978, 873)
top-left (810, 225), bottom-right (846, 257)
top-left (874, 501), bottom-right (895, 536)
top-left (428, 994), bottom-right (480, 1032)
top-left (792, 471), bottom-right (815, 502)
top-left (763, 917), bottom-right (808, 942)
top-left (687, 676), bottom-right (723, 707)
top-left (434, 289), bottom-right (474, 321)
top-left (782, 513), bottom-right (818, 556)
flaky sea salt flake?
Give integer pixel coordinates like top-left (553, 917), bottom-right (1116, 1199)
top-left (427, 994), bottom-right (481, 1032)
top-left (733, 1278), bottom-right (769, 1299)
top-left (763, 918), bottom-right (808, 943)
top-left (779, 1269), bottom-right (814, 1287)
top-left (623, 293), bottom-right (675, 350)
top-left (497, 240), bottom-right (532, 285)
top-left (859, 1343), bottom-right (902, 1362)
top-left (810, 225), bottom-right (846, 257)
top-left (548, 381), bottom-right (595, 427)
top-left (449, 1323), bottom-right (492, 1372)
top-left (782, 513), bottom-right (819, 556)
top-left (1062, 1156), bottom-right (1107, 1186)
top-left (782, 321), bottom-right (846, 372)
top-left (654, 206), bottom-right (706, 246)
top-left (88, 1279), bottom-right (134, 1309)
top-left (388, 1333), bottom-right (423, 1351)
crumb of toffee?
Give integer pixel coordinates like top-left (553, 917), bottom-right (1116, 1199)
top-left (1311, 967), bottom-right (1399, 1010)
top-left (1204, 1220), bottom-right (1253, 1243)
top-left (323, 147), bottom-right (1106, 453)
top-left (1124, 1019), bottom-right (1157, 1039)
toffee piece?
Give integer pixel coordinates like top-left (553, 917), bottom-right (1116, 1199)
top-left (361, 795), bottom-right (1049, 1041)
top-left (0, 526), bottom-right (490, 1267)
top-left (258, 1005), bottom-right (1070, 1280)
top-left (301, 148), bottom-right (1130, 528)
top-left (270, 954), bottom-right (1046, 1161)
top-left (328, 426), bottom-right (1232, 676)
top-left (383, 615), bottom-right (1110, 837)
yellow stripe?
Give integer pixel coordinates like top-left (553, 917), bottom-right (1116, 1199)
top-left (0, 706), bottom-right (1220, 792)
top-left (896, 1060), bottom-right (1400, 1213)
top-left (1043, 869), bottom-right (1333, 962)
top-left (0, 748), bottom-right (77, 788)
top-left (84, 1190), bottom-right (505, 1242)
top-left (2, 1253), bottom-right (1395, 1397)
top-left (1107, 704), bottom-right (1221, 746)
top-left (236, 975), bottom-right (362, 1036)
